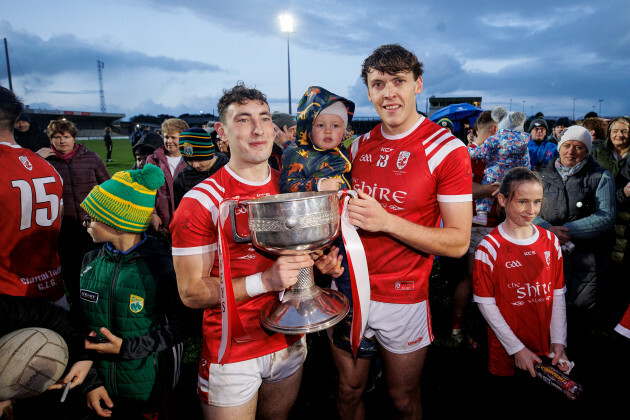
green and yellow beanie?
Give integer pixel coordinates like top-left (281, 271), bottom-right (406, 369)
top-left (80, 164), bottom-right (165, 233)
top-left (179, 127), bottom-right (215, 160)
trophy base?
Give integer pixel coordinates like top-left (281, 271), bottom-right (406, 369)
top-left (260, 287), bottom-right (350, 334)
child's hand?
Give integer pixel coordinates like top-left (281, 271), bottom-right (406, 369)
top-left (48, 360), bottom-right (93, 390)
top-left (85, 327), bottom-right (123, 355)
top-left (87, 386), bottom-right (114, 418)
top-left (150, 214), bottom-right (162, 231)
top-left (514, 347), bottom-right (542, 377)
top-left (550, 344), bottom-right (572, 373)
top-left (313, 246), bottom-right (345, 279)
top-left (320, 178), bottom-right (343, 192)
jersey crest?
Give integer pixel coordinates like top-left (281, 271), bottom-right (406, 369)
top-left (18, 156), bottom-right (33, 171)
top-left (129, 294), bottom-right (144, 313)
top-left (396, 151), bottom-right (410, 170)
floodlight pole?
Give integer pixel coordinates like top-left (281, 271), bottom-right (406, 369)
top-left (4, 38), bottom-right (13, 92)
top-left (279, 14), bottom-right (295, 115)
top-left (286, 33), bottom-right (292, 114)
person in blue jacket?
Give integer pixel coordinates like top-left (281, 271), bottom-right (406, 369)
top-left (527, 117), bottom-right (558, 171)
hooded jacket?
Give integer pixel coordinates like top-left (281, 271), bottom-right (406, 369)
top-left (14, 125), bottom-right (50, 153)
top-left (280, 86), bottom-right (355, 193)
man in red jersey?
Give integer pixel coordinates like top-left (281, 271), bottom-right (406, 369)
top-left (170, 82), bottom-right (313, 420)
top-left (0, 87), bottom-right (67, 309)
top-left (322, 45), bottom-right (473, 419)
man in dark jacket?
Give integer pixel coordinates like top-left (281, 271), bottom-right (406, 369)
top-left (173, 127), bottom-right (228, 208)
top-left (549, 116), bottom-right (572, 144)
top-left (269, 111), bottom-right (297, 171)
top-left (13, 112), bottom-right (49, 153)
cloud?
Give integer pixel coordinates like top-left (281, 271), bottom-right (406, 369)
top-left (3, 0), bottom-right (630, 118)
top-left (0, 21), bottom-right (223, 79)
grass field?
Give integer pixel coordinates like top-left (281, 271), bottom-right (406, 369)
top-left (77, 137), bottom-right (136, 174)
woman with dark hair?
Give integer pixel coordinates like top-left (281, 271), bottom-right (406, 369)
top-left (43, 119), bottom-right (110, 307)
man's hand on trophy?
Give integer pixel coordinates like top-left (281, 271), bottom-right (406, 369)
top-left (347, 189), bottom-right (393, 233)
top-left (262, 255), bottom-right (314, 291)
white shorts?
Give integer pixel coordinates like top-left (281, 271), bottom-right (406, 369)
top-left (468, 227), bottom-right (494, 253)
top-left (363, 300), bottom-right (433, 354)
top-left (197, 336), bottom-right (307, 407)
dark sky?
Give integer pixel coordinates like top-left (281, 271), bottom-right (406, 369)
top-left (2, 0), bottom-right (629, 119)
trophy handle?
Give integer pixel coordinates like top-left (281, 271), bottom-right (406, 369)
top-left (337, 189), bottom-right (358, 201)
top-left (228, 200), bottom-right (252, 244)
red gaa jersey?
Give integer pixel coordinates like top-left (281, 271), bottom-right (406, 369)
top-left (170, 165), bottom-right (299, 364)
top-left (0, 143), bottom-right (65, 301)
top-left (614, 304), bottom-right (630, 339)
top-left (473, 224), bottom-right (566, 375)
top-left (349, 116), bottom-right (472, 303)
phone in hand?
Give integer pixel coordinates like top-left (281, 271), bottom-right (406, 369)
top-left (86, 335), bottom-right (109, 344)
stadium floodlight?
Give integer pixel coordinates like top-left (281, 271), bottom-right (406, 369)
top-left (279, 13), bottom-right (295, 114)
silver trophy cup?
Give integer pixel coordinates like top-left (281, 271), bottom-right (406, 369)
top-left (231, 191), bottom-right (350, 334)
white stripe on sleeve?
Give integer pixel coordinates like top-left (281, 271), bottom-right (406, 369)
top-left (477, 302), bottom-right (525, 355)
top-left (437, 193), bottom-right (472, 202)
top-left (474, 249), bottom-right (494, 271)
top-left (172, 243), bottom-right (217, 256)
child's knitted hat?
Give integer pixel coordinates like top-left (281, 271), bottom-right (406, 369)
top-left (179, 127), bottom-right (215, 160)
top-left (80, 164), bottom-right (165, 233)
top-left (317, 101), bottom-right (349, 126)
top-left (492, 106), bottom-right (526, 132)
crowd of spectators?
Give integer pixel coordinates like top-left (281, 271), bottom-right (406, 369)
top-left (2, 45), bottom-right (629, 419)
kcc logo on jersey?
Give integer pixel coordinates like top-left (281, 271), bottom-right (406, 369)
top-left (18, 156), bottom-right (33, 171)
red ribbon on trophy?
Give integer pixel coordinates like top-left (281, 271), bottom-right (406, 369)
top-left (339, 190), bottom-right (371, 358)
top-left (216, 197), bottom-right (256, 364)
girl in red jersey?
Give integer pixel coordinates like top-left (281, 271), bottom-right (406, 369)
top-left (472, 167), bottom-right (573, 378)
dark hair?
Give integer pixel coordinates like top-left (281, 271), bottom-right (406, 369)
top-left (361, 44), bottom-right (424, 85)
top-left (474, 110), bottom-right (494, 131)
top-left (217, 81), bottom-right (268, 123)
top-left (498, 167), bottom-right (543, 204)
top-left (46, 119), bottom-right (78, 139)
top-left (581, 117), bottom-right (606, 141)
top-left (0, 87), bottom-right (24, 132)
